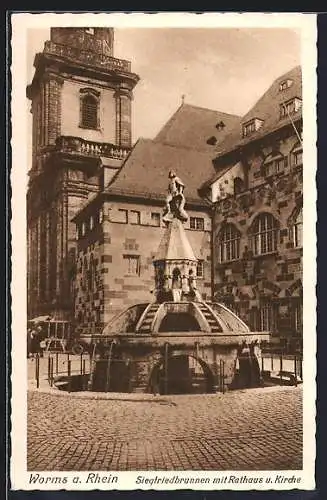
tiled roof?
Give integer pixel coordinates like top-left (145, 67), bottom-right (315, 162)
top-left (154, 218), bottom-right (197, 261)
top-left (155, 103), bottom-right (241, 152)
top-left (214, 66), bottom-right (302, 159)
top-left (105, 138), bottom-right (216, 204)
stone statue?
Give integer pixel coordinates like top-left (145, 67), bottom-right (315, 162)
top-left (163, 170), bottom-right (188, 223)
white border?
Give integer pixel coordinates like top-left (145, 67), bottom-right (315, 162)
top-left (10, 12), bottom-right (317, 491)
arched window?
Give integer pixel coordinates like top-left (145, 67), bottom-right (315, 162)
top-left (80, 91), bottom-right (99, 129)
top-left (262, 152), bottom-right (286, 177)
top-left (292, 207), bottom-right (303, 248)
top-left (218, 224), bottom-right (240, 263)
top-left (250, 213), bottom-right (278, 256)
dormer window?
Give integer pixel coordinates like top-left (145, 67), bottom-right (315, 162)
top-left (242, 118), bottom-right (263, 138)
top-left (279, 79), bottom-right (293, 91)
top-left (280, 98), bottom-right (302, 119)
top-left (216, 121), bottom-right (226, 131)
top-left (206, 136), bottom-right (217, 146)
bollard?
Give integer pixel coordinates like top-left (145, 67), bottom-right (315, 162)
top-left (261, 355), bottom-right (264, 373)
top-left (294, 355), bottom-right (297, 387)
top-left (219, 360), bottom-right (222, 393)
top-left (279, 354), bottom-right (283, 385)
top-left (67, 360), bottom-right (72, 392)
top-left (35, 353), bottom-right (39, 389)
top-left (82, 359), bottom-right (86, 375)
top-left (80, 353), bottom-right (83, 375)
top-left (47, 355), bottom-right (51, 384)
top-left (55, 352), bottom-right (59, 375)
top-left (271, 353), bottom-right (273, 371)
top-left (221, 361), bottom-right (225, 394)
top-left (49, 357), bottom-right (54, 387)
top-left (300, 355), bottom-right (303, 381)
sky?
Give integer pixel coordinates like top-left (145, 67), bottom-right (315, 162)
top-left (27, 27), bottom-right (301, 142)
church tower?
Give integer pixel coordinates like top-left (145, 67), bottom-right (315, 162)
top-left (26, 27), bottom-right (139, 319)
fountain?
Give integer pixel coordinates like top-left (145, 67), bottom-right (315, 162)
top-left (53, 170), bottom-right (270, 394)
top-left (80, 170), bottom-right (270, 394)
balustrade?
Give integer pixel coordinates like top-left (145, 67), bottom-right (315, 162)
top-left (44, 40), bottom-right (131, 72)
top-left (56, 136), bottom-right (130, 160)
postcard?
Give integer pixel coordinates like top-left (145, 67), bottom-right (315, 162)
top-left (10, 11), bottom-right (317, 491)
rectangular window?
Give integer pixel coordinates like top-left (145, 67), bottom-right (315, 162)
top-left (259, 302), bottom-right (277, 332)
top-left (151, 212), bottom-right (161, 227)
top-left (118, 209), bottom-right (128, 224)
top-left (123, 255), bottom-right (140, 276)
top-left (275, 158), bottom-right (284, 173)
top-left (190, 217), bottom-right (204, 231)
top-left (130, 210), bottom-right (141, 225)
top-left (293, 149), bottom-right (303, 166)
top-left (293, 301), bottom-right (303, 334)
top-left (196, 260), bottom-right (204, 278)
top-left (293, 223), bottom-right (303, 248)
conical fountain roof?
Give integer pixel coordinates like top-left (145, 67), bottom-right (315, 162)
top-left (154, 218), bottom-right (197, 262)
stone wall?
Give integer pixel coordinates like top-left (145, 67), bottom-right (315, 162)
top-left (61, 79), bottom-right (116, 143)
top-left (212, 131), bottom-right (303, 344)
top-left (75, 200), bottom-right (212, 332)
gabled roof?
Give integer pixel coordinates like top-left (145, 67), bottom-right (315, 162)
top-left (214, 66), bottom-right (302, 159)
top-left (154, 103), bottom-right (241, 152)
top-left (154, 218), bottom-right (197, 261)
top-left (105, 137), bottom-right (216, 204)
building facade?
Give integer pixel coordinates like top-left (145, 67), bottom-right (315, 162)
top-left (26, 27), bottom-right (139, 319)
top-left (26, 28), bottom-right (303, 348)
top-left (202, 66), bottom-right (303, 348)
top-left (27, 27), bottom-right (240, 330)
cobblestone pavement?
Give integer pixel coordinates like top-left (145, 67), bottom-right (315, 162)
top-left (27, 386), bottom-right (302, 471)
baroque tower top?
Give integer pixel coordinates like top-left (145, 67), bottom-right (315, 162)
top-left (50, 28), bottom-right (115, 57)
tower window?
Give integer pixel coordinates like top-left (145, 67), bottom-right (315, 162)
top-left (80, 91), bottom-right (100, 129)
